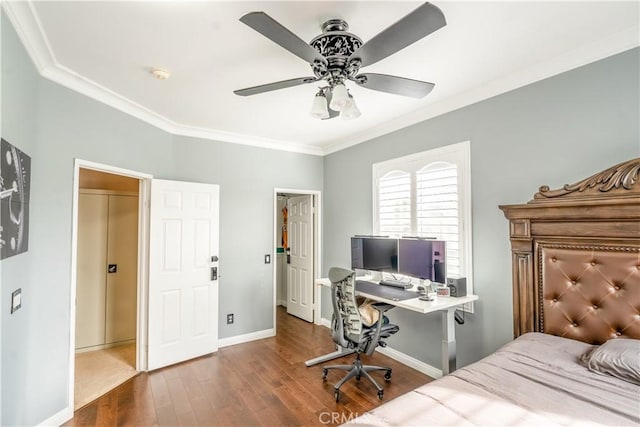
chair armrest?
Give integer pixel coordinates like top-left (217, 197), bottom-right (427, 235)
top-left (371, 303), bottom-right (395, 314)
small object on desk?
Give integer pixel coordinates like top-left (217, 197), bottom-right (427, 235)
top-left (437, 286), bottom-right (450, 297)
top-left (379, 279), bottom-right (412, 289)
top-left (447, 277), bottom-right (467, 297)
top-left (417, 285), bottom-right (428, 300)
top-left (417, 280), bottom-right (436, 300)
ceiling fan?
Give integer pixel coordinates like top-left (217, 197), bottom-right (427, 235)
top-left (234, 2), bottom-right (446, 120)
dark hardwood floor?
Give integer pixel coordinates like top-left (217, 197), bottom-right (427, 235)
top-left (64, 306), bottom-right (433, 426)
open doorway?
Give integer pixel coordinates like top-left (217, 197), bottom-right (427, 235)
top-left (273, 189), bottom-right (322, 330)
top-left (69, 160), bottom-right (151, 411)
top-left (74, 168), bottom-right (139, 409)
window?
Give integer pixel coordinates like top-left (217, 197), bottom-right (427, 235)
top-left (373, 141), bottom-right (472, 290)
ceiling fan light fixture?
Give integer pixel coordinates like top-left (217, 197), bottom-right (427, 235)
top-left (329, 83), bottom-right (348, 111)
top-left (341, 94), bottom-right (361, 120)
top-left (310, 90), bottom-right (330, 119)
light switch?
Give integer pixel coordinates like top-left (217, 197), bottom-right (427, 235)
top-left (265, 254), bottom-right (271, 264)
top-left (11, 288), bottom-right (22, 313)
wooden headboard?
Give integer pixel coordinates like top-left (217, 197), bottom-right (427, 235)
top-left (500, 158), bottom-right (640, 344)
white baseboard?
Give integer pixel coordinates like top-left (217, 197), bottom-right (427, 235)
top-left (375, 346), bottom-right (442, 379)
top-left (318, 317), bottom-right (442, 379)
top-left (38, 406), bottom-right (73, 427)
top-left (320, 317), bottom-right (331, 328)
top-left (218, 328), bottom-right (275, 348)
top-left (75, 339), bottom-right (136, 354)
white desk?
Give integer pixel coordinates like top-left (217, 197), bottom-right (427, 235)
top-left (306, 277), bottom-right (479, 376)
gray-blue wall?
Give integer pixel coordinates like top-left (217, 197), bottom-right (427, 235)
top-left (323, 47), bottom-right (640, 369)
top-left (1, 12), bottom-right (323, 425)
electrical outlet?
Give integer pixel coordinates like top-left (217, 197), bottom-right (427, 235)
top-left (226, 313), bottom-right (234, 324)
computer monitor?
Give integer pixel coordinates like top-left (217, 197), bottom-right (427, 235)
top-left (397, 238), bottom-right (446, 283)
top-left (351, 237), bottom-right (398, 273)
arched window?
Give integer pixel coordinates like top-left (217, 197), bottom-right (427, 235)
top-left (373, 141), bottom-right (472, 293)
top-left (378, 170), bottom-right (411, 236)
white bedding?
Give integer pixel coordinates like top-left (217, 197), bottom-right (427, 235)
top-left (344, 333), bottom-right (640, 426)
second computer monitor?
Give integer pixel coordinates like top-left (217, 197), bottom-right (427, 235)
top-left (398, 238), bottom-right (446, 283)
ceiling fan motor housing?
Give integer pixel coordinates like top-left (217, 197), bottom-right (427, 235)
top-left (310, 19), bottom-right (362, 82)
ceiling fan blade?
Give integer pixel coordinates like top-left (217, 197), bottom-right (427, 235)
top-left (234, 77), bottom-right (317, 96)
top-left (354, 73), bottom-right (434, 98)
top-left (240, 12), bottom-right (327, 66)
top-left (349, 3), bottom-right (446, 68)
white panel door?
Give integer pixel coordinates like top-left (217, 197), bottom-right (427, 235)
top-left (76, 194), bottom-right (108, 349)
top-left (286, 195), bottom-right (314, 322)
top-left (148, 179), bottom-right (220, 370)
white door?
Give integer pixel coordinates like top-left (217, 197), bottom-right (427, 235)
top-left (286, 195), bottom-right (314, 322)
top-left (148, 179), bottom-right (220, 370)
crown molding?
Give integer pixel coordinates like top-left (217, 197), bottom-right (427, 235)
top-left (1, 1), bottom-right (324, 156)
top-left (2, 0), bottom-right (56, 74)
top-left (321, 25), bottom-right (640, 155)
top-left (4, 2), bottom-right (638, 157)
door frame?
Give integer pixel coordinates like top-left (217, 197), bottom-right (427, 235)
top-left (68, 159), bottom-right (152, 411)
top-left (272, 188), bottom-right (322, 329)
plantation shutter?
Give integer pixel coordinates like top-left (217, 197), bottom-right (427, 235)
top-left (378, 170), bottom-right (411, 236)
top-left (416, 162), bottom-right (461, 277)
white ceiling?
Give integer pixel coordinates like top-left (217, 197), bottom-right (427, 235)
top-left (4, 1), bottom-right (639, 155)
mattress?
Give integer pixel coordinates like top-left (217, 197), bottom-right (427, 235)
top-left (344, 333), bottom-right (640, 426)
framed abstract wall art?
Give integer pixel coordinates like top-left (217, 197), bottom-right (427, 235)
top-left (1, 138), bottom-right (31, 260)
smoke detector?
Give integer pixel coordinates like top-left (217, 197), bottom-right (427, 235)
top-left (151, 68), bottom-right (170, 80)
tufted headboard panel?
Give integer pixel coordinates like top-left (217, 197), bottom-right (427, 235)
top-left (539, 243), bottom-right (639, 343)
top-left (500, 158), bottom-right (640, 344)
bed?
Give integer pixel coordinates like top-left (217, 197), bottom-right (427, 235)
top-left (345, 158), bottom-right (640, 426)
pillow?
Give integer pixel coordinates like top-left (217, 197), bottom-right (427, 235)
top-left (359, 300), bottom-right (380, 327)
top-left (581, 338), bottom-right (640, 385)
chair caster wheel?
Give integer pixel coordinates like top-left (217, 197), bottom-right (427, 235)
top-left (377, 390), bottom-right (384, 400)
top-left (334, 390), bottom-right (340, 402)
top-left (356, 375), bottom-right (361, 381)
top-left (322, 369), bottom-right (328, 380)
top-left (384, 370), bottom-right (392, 381)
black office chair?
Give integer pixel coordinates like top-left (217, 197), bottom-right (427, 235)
top-left (322, 267), bottom-right (399, 402)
